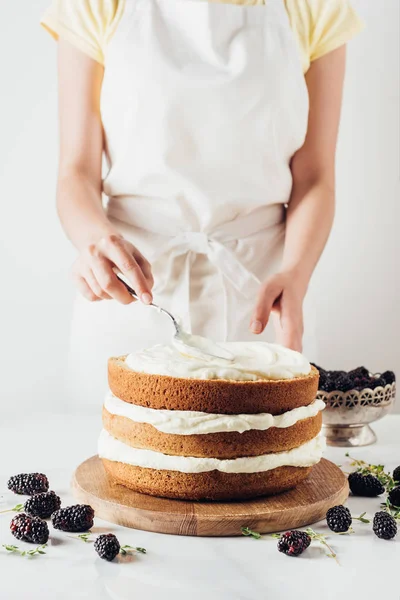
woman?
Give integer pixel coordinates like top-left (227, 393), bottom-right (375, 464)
top-left (41, 0), bottom-right (362, 408)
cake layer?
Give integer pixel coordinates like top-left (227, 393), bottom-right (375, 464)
top-left (98, 429), bottom-right (325, 473)
top-left (125, 340), bottom-right (311, 381)
top-left (109, 358), bottom-right (319, 415)
top-left (101, 459), bottom-right (313, 501)
top-left (103, 407), bottom-right (323, 458)
top-left (104, 392), bottom-right (325, 435)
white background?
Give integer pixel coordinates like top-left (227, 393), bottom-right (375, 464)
top-left (0, 0), bottom-right (399, 415)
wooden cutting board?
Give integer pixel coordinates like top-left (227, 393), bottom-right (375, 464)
top-left (72, 456), bottom-right (348, 537)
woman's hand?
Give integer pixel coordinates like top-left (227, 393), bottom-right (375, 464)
top-left (249, 271), bottom-right (308, 352)
top-left (71, 233), bottom-right (154, 305)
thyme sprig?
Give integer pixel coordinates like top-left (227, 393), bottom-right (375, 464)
top-left (120, 545), bottom-right (147, 555)
top-left (354, 512), bottom-right (371, 524)
top-left (305, 529), bottom-right (339, 565)
top-left (345, 454), bottom-right (396, 491)
top-left (0, 504), bottom-right (24, 515)
top-left (2, 544), bottom-right (47, 557)
top-left (68, 532), bottom-right (93, 542)
top-left (241, 527), bottom-right (261, 540)
top-left (381, 498), bottom-right (400, 521)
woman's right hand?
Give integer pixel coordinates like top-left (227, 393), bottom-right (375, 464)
top-left (71, 233), bottom-right (154, 305)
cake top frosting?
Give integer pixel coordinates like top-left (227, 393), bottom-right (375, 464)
top-left (124, 337), bottom-right (311, 381)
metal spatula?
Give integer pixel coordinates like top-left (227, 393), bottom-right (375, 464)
top-left (115, 272), bottom-right (233, 362)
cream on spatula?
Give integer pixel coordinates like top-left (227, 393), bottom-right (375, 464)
top-left (114, 270), bottom-right (234, 362)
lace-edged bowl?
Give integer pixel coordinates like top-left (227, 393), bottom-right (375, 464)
top-left (318, 380), bottom-right (396, 447)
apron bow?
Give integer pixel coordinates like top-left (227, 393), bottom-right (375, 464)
top-left (151, 229), bottom-right (262, 338)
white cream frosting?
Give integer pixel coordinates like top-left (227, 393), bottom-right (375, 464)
top-left (124, 340), bottom-right (311, 381)
top-left (98, 430), bottom-right (325, 473)
top-left (172, 331), bottom-right (235, 362)
top-left (104, 393), bottom-right (325, 435)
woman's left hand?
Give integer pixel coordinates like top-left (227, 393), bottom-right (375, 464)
top-left (249, 271), bottom-right (308, 352)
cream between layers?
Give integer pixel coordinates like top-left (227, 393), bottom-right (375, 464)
top-left (125, 340), bottom-right (311, 381)
top-left (104, 393), bottom-right (325, 435)
top-left (98, 430), bottom-right (325, 474)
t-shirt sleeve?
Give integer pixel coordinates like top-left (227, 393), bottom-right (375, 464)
top-left (40, 0), bottom-right (124, 65)
top-left (308, 0), bottom-right (364, 63)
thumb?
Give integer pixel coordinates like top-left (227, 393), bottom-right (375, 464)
top-left (275, 295), bottom-right (303, 351)
top-left (250, 280), bottom-right (283, 335)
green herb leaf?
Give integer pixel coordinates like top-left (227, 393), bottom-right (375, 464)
top-left (241, 527), bottom-right (261, 540)
top-left (333, 527), bottom-right (355, 535)
top-left (68, 532), bottom-right (93, 542)
top-left (381, 499), bottom-right (400, 521)
top-left (354, 512), bottom-right (370, 524)
top-left (2, 544), bottom-right (47, 558)
top-left (0, 504), bottom-right (24, 515)
top-left (120, 545), bottom-right (147, 555)
top-left (305, 529), bottom-right (340, 565)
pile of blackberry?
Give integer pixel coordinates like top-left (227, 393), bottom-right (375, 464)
top-left (5, 471), bottom-right (146, 563)
top-left (312, 365), bottom-right (396, 394)
top-left (6, 471), bottom-right (94, 544)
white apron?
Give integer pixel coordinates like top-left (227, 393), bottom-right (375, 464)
top-left (68, 0), bottom-right (316, 410)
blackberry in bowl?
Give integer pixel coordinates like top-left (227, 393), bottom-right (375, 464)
top-left (312, 365), bottom-right (396, 447)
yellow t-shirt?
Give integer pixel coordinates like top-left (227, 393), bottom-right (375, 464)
top-left (41, 0), bottom-right (363, 73)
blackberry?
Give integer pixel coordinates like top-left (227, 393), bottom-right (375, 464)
top-left (10, 513), bottom-right (49, 544)
top-left (373, 512), bottom-right (397, 540)
top-left (388, 486), bottom-right (400, 508)
top-left (7, 473), bottom-right (49, 495)
top-left (369, 376), bottom-right (386, 389)
top-left (326, 505), bottom-right (352, 533)
top-left (348, 367), bottom-right (370, 380)
top-left (319, 377), bottom-right (337, 393)
top-left (51, 504), bottom-right (94, 532)
top-left (381, 371), bottom-right (396, 385)
top-left (24, 491), bottom-right (61, 519)
top-left (348, 472), bottom-right (385, 497)
top-left (277, 530), bottom-right (311, 557)
top-left (393, 466), bottom-right (400, 483)
top-left (330, 370), bottom-right (347, 382)
top-left (94, 534), bottom-right (120, 561)
top-left (353, 377), bottom-right (373, 390)
top-left (334, 375), bottom-right (354, 393)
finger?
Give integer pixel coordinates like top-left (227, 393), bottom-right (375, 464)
top-left (250, 281), bottom-right (282, 334)
top-left (136, 254), bottom-right (154, 289)
top-left (84, 269), bottom-right (113, 300)
top-left (105, 238), bottom-right (153, 304)
top-left (74, 276), bottom-right (102, 302)
top-left (276, 324), bottom-right (303, 352)
top-left (277, 297), bottom-right (304, 351)
top-left (89, 257), bottom-right (135, 305)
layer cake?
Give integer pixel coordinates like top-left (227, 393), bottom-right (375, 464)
top-left (99, 341), bottom-right (324, 501)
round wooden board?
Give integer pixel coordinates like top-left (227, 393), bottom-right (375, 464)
top-left (72, 456), bottom-right (348, 537)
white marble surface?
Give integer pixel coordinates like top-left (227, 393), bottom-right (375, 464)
top-left (0, 413), bottom-right (399, 600)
